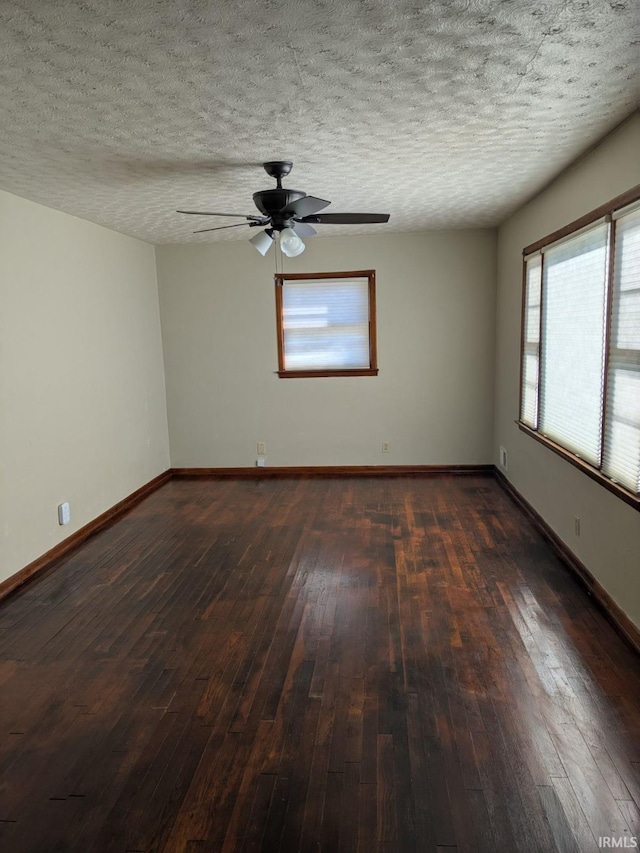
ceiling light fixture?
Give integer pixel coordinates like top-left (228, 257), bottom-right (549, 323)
top-left (279, 227), bottom-right (305, 257)
top-left (249, 229), bottom-right (275, 256)
top-left (179, 161), bottom-right (389, 255)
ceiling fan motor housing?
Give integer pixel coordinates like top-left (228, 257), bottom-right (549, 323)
top-left (252, 188), bottom-right (305, 229)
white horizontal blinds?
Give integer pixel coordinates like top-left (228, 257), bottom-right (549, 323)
top-left (602, 207), bottom-right (640, 494)
top-left (539, 222), bottom-right (609, 465)
top-left (282, 278), bottom-right (370, 371)
top-left (521, 255), bottom-right (541, 427)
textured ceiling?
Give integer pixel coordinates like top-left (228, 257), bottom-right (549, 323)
top-left (0, 0), bottom-right (638, 244)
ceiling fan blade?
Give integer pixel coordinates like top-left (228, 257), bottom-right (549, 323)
top-left (300, 213), bottom-right (390, 224)
top-left (292, 222), bottom-right (317, 237)
top-left (193, 222), bottom-right (253, 234)
top-left (281, 195), bottom-right (331, 218)
top-left (178, 210), bottom-right (266, 221)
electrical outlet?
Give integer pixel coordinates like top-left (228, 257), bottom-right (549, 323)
top-left (499, 446), bottom-right (508, 470)
top-left (574, 516), bottom-right (581, 537)
top-left (257, 441), bottom-right (266, 456)
top-left (256, 458), bottom-right (266, 467)
top-left (58, 502), bottom-right (70, 525)
top-left (382, 441), bottom-right (390, 453)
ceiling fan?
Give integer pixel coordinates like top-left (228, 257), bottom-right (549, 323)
top-left (177, 160), bottom-right (390, 257)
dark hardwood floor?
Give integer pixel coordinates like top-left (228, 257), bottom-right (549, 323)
top-left (0, 476), bottom-right (639, 852)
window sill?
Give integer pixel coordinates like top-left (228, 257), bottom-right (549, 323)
top-left (278, 368), bottom-right (379, 378)
top-left (517, 421), bottom-right (640, 511)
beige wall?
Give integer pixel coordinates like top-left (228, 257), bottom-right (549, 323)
top-left (494, 112), bottom-right (640, 628)
top-left (0, 190), bottom-right (170, 585)
top-left (156, 230), bottom-right (497, 468)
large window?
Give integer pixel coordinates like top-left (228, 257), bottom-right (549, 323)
top-left (275, 270), bottom-right (378, 378)
top-left (519, 187), bottom-right (640, 507)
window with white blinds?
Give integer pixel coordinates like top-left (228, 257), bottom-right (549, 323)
top-left (275, 271), bottom-right (378, 377)
top-left (540, 223), bottom-right (609, 465)
top-left (520, 255), bottom-right (541, 429)
top-left (520, 192), bottom-right (640, 503)
top-left (602, 207), bottom-right (640, 493)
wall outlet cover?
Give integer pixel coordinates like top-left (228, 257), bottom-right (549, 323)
top-left (499, 446), bottom-right (508, 470)
top-left (58, 502), bottom-right (71, 525)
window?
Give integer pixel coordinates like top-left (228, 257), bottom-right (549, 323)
top-left (275, 270), bottom-right (378, 378)
top-left (519, 187), bottom-right (640, 507)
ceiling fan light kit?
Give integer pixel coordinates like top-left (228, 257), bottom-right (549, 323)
top-left (249, 229), bottom-right (275, 256)
top-left (279, 227), bottom-right (305, 257)
top-left (177, 161), bottom-right (390, 257)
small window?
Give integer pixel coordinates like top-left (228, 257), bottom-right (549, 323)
top-left (275, 270), bottom-right (378, 378)
top-left (519, 187), bottom-right (640, 507)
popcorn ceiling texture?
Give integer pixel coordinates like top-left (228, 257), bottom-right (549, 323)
top-left (0, 0), bottom-right (637, 244)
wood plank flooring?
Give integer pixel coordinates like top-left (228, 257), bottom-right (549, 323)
top-left (0, 476), bottom-right (639, 852)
